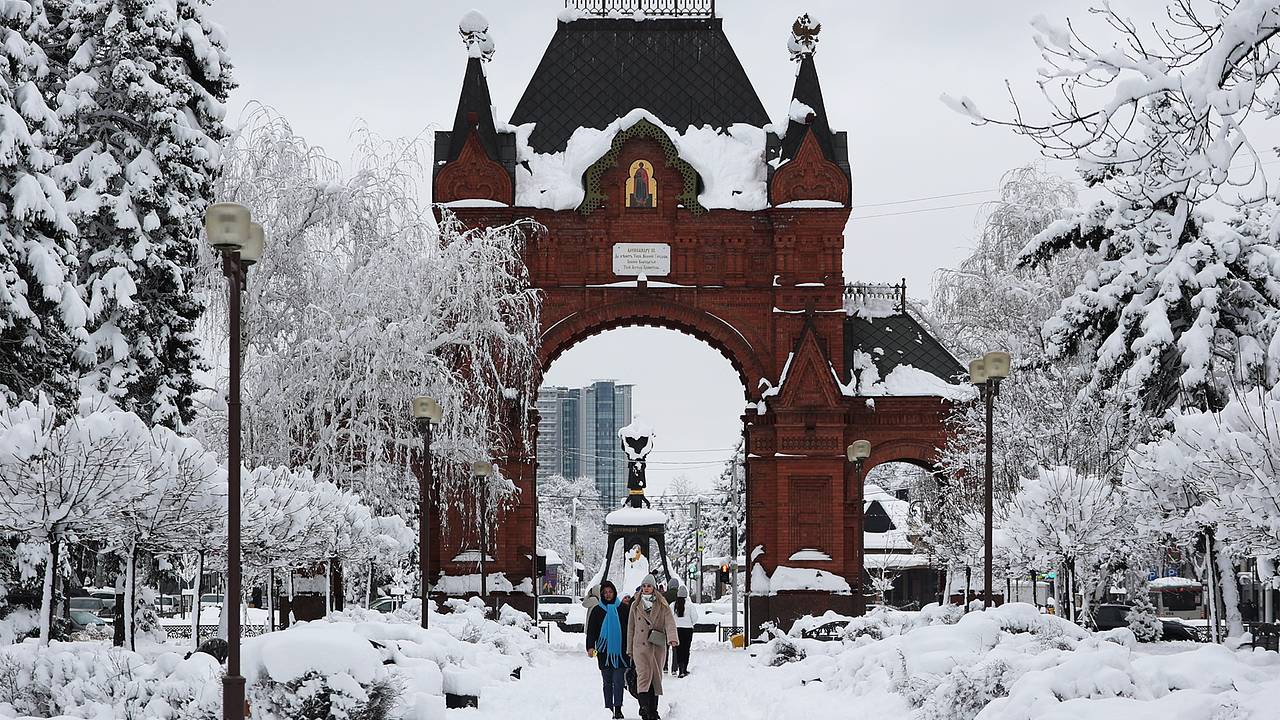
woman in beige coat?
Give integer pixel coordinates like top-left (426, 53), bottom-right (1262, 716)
top-left (626, 574), bottom-right (679, 720)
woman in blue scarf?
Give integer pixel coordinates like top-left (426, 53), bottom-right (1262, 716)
top-left (586, 580), bottom-right (631, 718)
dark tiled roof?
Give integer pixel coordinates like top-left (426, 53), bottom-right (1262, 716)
top-left (509, 17), bottom-right (770, 152)
top-left (845, 314), bottom-right (965, 383)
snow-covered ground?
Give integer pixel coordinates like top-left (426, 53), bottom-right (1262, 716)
top-left (6, 602), bottom-right (1280, 719)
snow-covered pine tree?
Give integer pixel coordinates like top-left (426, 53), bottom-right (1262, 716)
top-left (0, 0), bottom-right (87, 410)
top-left (54, 0), bottom-right (233, 428)
top-left (1127, 584), bottom-right (1161, 643)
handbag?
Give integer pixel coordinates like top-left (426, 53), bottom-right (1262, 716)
top-left (647, 629), bottom-right (668, 647)
top-left (625, 667), bottom-right (639, 698)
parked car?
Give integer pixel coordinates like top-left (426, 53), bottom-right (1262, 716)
top-left (537, 594), bottom-right (574, 621)
top-left (68, 609), bottom-right (108, 632)
top-left (89, 591), bottom-right (118, 611)
top-left (199, 593), bottom-right (224, 608)
top-left (370, 597), bottom-right (399, 613)
top-left (69, 597), bottom-right (105, 613)
top-left (1089, 603), bottom-right (1203, 641)
top-left (155, 595), bottom-right (181, 616)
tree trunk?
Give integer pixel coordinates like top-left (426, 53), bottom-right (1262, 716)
top-left (366, 561), bottom-right (375, 607)
top-left (267, 568), bottom-right (275, 632)
top-left (191, 552), bottom-right (203, 651)
top-left (1205, 531), bottom-right (1221, 643)
top-left (287, 570), bottom-right (296, 626)
top-left (1066, 557), bottom-right (1077, 624)
top-left (325, 559), bottom-right (332, 614)
top-left (1214, 535), bottom-right (1245, 638)
top-left (38, 538), bottom-right (57, 646)
top-left (964, 566), bottom-right (971, 611)
top-left (125, 544), bottom-right (137, 651)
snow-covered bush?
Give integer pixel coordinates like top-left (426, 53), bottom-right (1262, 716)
top-left (1127, 591), bottom-right (1161, 643)
top-left (917, 659), bottom-right (1011, 720)
top-left (248, 669), bottom-right (399, 720)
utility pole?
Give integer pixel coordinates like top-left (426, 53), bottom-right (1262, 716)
top-left (730, 454), bottom-right (739, 637)
top-left (694, 498), bottom-right (703, 602)
top-left (571, 498), bottom-right (581, 597)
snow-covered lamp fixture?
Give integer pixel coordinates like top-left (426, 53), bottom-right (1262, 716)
top-left (204, 202), bottom-right (251, 251)
top-left (240, 222), bottom-right (265, 266)
top-left (968, 358), bottom-right (988, 386)
top-left (472, 460), bottom-right (493, 477)
top-left (411, 396), bottom-right (443, 424)
top-left (983, 351), bottom-right (1011, 380)
top-left (846, 439), bottom-right (871, 463)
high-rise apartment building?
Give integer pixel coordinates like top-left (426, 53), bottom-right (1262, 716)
top-left (536, 380), bottom-right (633, 507)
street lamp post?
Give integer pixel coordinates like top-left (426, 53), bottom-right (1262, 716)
top-left (968, 351), bottom-right (1010, 610)
top-left (204, 202), bottom-right (265, 720)
top-left (472, 461), bottom-right (494, 608)
top-left (411, 396), bottom-right (443, 629)
top-left (847, 440), bottom-right (872, 609)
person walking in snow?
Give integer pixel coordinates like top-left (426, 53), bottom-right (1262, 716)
top-left (626, 574), bottom-right (679, 720)
top-left (586, 580), bottom-right (631, 719)
top-left (671, 585), bottom-right (699, 677)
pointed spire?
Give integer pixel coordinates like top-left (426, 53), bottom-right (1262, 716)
top-left (780, 49), bottom-right (835, 163)
top-left (446, 55), bottom-right (501, 164)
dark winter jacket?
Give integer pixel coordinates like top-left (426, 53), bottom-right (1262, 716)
top-left (586, 600), bottom-right (632, 670)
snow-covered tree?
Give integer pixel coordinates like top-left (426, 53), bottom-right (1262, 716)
top-left (536, 473), bottom-right (605, 591)
top-left (0, 396), bottom-right (150, 644)
top-left (200, 111), bottom-right (541, 520)
top-left (102, 423), bottom-right (224, 649)
top-left (54, 0), bottom-right (233, 428)
top-left (1002, 466), bottom-right (1132, 623)
top-left (950, 2), bottom-right (1280, 415)
top-left (704, 440), bottom-right (744, 562)
top-left (1127, 583), bottom-right (1162, 642)
top-left (929, 167), bottom-right (1149, 581)
top-left (0, 0), bottom-right (87, 411)
top-left (1124, 382), bottom-right (1280, 638)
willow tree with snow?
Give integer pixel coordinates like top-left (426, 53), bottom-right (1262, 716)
top-left (929, 167), bottom-right (1147, 578)
top-left (948, 1), bottom-right (1280, 416)
top-left (199, 110), bottom-right (541, 522)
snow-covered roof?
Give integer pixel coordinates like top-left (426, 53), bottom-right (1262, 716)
top-left (509, 109), bottom-right (768, 211)
top-left (537, 548), bottom-right (563, 565)
top-left (844, 309), bottom-right (967, 398)
top-left (862, 483), bottom-right (916, 552)
top-left (1150, 576), bottom-right (1202, 590)
top-left (605, 507), bottom-right (667, 526)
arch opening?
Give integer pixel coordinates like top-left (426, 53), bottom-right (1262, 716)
top-left (534, 326), bottom-right (747, 598)
top-left (862, 461), bottom-right (944, 610)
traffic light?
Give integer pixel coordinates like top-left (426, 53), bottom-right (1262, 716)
top-left (717, 564), bottom-right (730, 585)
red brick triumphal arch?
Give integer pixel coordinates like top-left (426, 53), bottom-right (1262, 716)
top-left (429, 7), bottom-right (965, 632)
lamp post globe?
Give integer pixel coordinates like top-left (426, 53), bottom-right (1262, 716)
top-left (204, 202), bottom-right (251, 252)
top-left (983, 351), bottom-right (1011, 380)
top-left (969, 358), bottom-right (988, 386)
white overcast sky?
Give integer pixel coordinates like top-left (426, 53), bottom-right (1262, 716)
top-left (208, 0), bottom-right (1261, 495)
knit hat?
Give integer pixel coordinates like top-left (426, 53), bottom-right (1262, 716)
top-left (640, 574), bottom-right (657, 588)
top-left (677, 585), bottom-right (688, 598)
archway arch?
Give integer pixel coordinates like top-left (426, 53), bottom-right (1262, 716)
top-left (539, 297), bottom-right (769, 402)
